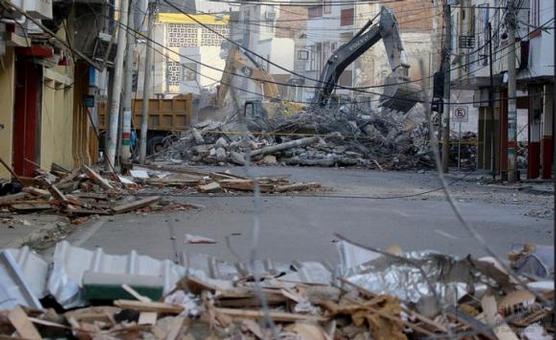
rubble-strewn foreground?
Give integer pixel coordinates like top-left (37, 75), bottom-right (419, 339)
top-left (0, 239), bottom-right (552, 339)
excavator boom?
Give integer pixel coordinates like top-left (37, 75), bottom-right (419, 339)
top-left (313, 7), bottom-right (422, 112)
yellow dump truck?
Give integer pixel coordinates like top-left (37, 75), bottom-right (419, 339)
top-left (98, 95), bottom-right (193, 154)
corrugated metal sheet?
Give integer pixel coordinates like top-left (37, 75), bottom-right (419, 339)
top-left (179, 251), bottom-right (333, 285)
top-left (48, 241), bottom-right (190, 308)
top-left (5, 246), bottom-right (49, 298)
top-left (2, 241), bottom-right (334, 310)
top-left (0, 249), bottom-right (43, 310)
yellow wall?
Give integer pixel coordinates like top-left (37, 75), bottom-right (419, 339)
top-left (38, 22), bottom-right (76, 171)
top-left (0, 48), bottom-right (15, 179)
top-left (40, 66), bottom-right (74, 170)
top-left (157, 13), bottom-right (229, 25)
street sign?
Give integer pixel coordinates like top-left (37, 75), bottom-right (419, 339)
top-left (453, 106), bottom-right (468, 123)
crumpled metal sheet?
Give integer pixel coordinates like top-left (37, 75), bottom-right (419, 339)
top-left (0, 249), bottom-right (44, 309)
top-left (48, 241), bottom-right (191, 308)
top-left (180, 251), bottom-right (333, 285)
top-left (513, 245), bottom-right (554, 280)
top-left (337, 240), bottom-right (468, 305)
top-left (337, 239), bottom-right (381, 277)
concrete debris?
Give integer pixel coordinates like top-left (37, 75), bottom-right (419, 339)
top-left (153, 108), bottom-right (434, 170)
top-left (185, 234), bottom-right (217, 244)
top-left (0, 240), bottom-right (552, 339)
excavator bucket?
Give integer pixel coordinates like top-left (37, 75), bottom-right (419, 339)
top-left (379, 73), bottom-right (424, 113)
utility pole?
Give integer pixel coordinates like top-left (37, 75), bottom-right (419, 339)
top-left (441, 1), bottom-right (451, 173)
top-left (121, 0), bottom-right (135, 172)
top-left (506, 0), bottom-right (518, 182)
top-left (488, 23), bottom-right (496, 176)
top-left (106, 0), bottom-right (129, 170)
top-left (140, 2), bottom-right (155, 164)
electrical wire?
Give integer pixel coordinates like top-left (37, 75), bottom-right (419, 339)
top-left (160, 0), bottom-right (519, 96)
top-left (117, 0), bottom-right (508, 92)
top-left (111, 16), bottom-right (549, 108)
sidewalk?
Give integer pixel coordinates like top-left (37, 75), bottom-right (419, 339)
top-left (0, 213), bottom-right (72, 249)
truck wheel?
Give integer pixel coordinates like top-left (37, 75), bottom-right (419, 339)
top-left (147, 135), bottom-right (166, 155)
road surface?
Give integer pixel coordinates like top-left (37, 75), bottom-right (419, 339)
top-left (60, 166), bottom-right (553, 264)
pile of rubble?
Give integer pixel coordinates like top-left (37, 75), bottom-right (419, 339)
top-left (449, 131), bottom-right (478, 169)
top-left (153, 107), bottom-right (433, 170)
top-left (0, 239), bottom-right (552, 339)
top-left (0, 161), bottom-right (322, 224)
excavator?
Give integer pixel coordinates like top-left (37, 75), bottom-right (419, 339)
top-left (313, 6), bottom-right (423, 113)
top-left (214, 46), bottom-right (307, 120)
top-left (218, 6), bottom-right (421, 120)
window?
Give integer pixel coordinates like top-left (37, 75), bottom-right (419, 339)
top-left (323, 0), bottom-right (331, 14)
top-left (183, 63), bottom-right (197, 81)
top-left (340, 8), bottom-right (354, 26)
top-left (308, 5), bottom-right (323, 18)
top-left (297, 49), bottom-right (309, 60)
top-left (307, 46), bottom-right (316, 71)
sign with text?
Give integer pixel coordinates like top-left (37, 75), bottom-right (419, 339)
top-left (453, 106), bottom-right (468, 123)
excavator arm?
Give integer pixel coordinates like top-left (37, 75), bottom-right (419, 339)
top-left (313, 7), bottom-right (421, 112)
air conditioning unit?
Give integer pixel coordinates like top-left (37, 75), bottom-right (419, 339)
top-left (265, 11), bottom-right (276, 20)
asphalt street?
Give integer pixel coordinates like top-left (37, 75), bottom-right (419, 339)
top-left (62, 166), bottom-right (553, 263)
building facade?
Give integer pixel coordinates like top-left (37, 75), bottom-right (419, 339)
top-left (451, 0), bottom-right (554, 179)
top-left (0, 0), bottom-right (104, 178)
top-left (135, 13), bottom-right (230, 98)
top-left (297, 0), bottom-right (436, 106)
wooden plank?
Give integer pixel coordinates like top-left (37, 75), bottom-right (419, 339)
top-left (122, 284), bottom-right (152, 303)
top-left (138, 312), bottom-right (157, 325)
top-left (481, 295), bottom-right (519, 340)
top-left (112, 196), bottom-right (160, 214)
top-left (8, 306), bottom-right (42, 340)
top-left (197, 182), bottom-right (221, 193)
top-left (51, 162), bottom-right (70, 174)
top-left (44, 180), bottom-right (68, 202)
top-left (64, 205), bottom-right (111, 216)
top-left (0, 192), bottom-right (28, 205)
top-left (209, 171), bottom-right (247, 181)
top-left (55, 167), bottom-right (81, 186)
top-left (146, 178), bottom-right (200, 186)
top-left (139, 163), bottom-right (207, 177)
top-left (214, 307), bottom-right (327, 322)
top-left (11, 203), bottom-right (52, 212)
top-left (73, 192), bottom-right (110, 200)
top-left (218, 179), bottom-right (274, 193)
top-left (22, 187), bottom-right (51, 198)
top-left (274, 182), bottom-right (321, 193)
top-left (83, 165), bottom-right (114, 190)
top-left (114, 300), bottom-right (183, 314)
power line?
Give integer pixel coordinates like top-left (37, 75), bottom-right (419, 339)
top-left (123, 17), bottom-right (546, 107)
top-left (72, 6), bottom-right (551, 108)
top-left (158, 0), bottom-right (516, 93)
top-left (161, 0), bottom-right (514, 96)
top-left (113, 10), bottom-right (546, 107)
